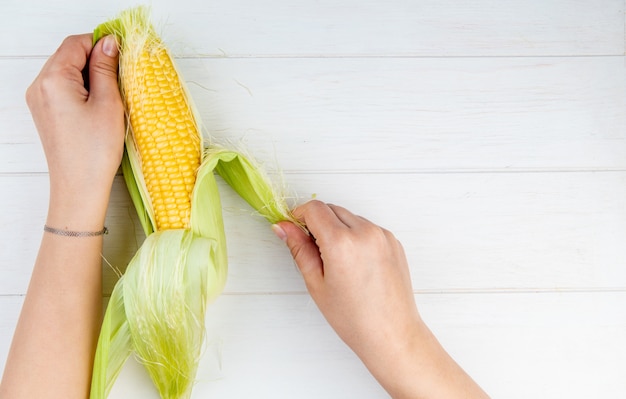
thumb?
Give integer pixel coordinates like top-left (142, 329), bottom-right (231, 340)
top-left (88, 35), bottom-right (121, 103)
top-left (273, 222), bottom-right (324, 290)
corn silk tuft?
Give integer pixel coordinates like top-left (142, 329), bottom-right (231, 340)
top-left (90, 6), bottom-right (297, 399)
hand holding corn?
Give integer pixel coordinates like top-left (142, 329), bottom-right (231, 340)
top-left (0, 34), bottom-right (124, 399)
top-left (25, 34), bottom-right (124, 232)
top-left (274, 201), bottom-right (490, 399)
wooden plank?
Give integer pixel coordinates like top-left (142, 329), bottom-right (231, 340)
top-left (194, 292), bottom-right (626, 399)
top-left (0, 0), bottom-right (622, 57)
top-left (0, 58), bottom-right (45, 174)
top-left (1, 171), bottom-right (624, 296)
top-left (1, 292), bottom-right (624, 398)
top-left (0, 296), bottom-right (20, 383)
top-left (2, 56), bottom-right (626, 174)
top-left (213, 170), bottom-right (626, 294)
top-left (0, 174), bottom-right (144, 296)
top-left (186, 56), bottom-right (626, 173)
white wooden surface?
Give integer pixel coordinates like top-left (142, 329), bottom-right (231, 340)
top-left (1, 1), bottom-right (625, 398)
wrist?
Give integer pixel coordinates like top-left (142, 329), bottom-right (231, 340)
top-left (46, 182), bottom-right (112, 232)
top-left (379, 320), bottom-right (489, 399)
top-left (358, 318), bottom-right (442, 399)
top-left (367, 319), bottom-right (432, 399)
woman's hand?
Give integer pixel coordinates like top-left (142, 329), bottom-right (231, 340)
top-left (0, 34), bottom-right (125, 399)
top-left (274, 200), bottom-right (489, 399)
top-left (275, 201), bottom-right (420, 365)
top-left (26, 34), bottom-right (124, 230)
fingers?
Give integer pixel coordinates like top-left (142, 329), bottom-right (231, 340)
top-left (49, 34), bottom-right (92, 73)
top-left (88, 35), bottom-right (121, 105)
top-left (273, 200), bottom-right (371, 292)
top-left (327, 204), bottom-right (366, 228)
top-left (26, 35), bottom-right (93, 107)
top-left (291, 200), bottom-right (361, 238)
top-left (26, 34), bottom-right (121, 109)
top-left (273, 222), bottom-right (324, 292)
top-left (292, 200), bottom-right (343, 229)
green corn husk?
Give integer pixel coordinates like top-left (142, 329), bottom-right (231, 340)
top-left (91, 6), bottom-right (296, 399)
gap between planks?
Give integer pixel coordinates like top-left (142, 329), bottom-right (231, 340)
top-left (1, 54), bottom-right (624, 61)
top-left (2, 167), bottom-right (626, 179)
top-left (1, 286), bottom-right (620, 299)
top-left (105, 286), bottom-right (626, 299)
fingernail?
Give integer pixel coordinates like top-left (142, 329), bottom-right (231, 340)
top-left (271, 224), bottom-right (287, 242)
top-left (102, 35), bottom-right (118, 57)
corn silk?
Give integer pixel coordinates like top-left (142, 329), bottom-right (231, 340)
top-left (90, 6), bottom-right (297, 399)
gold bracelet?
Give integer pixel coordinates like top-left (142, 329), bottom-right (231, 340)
top-left (44, 225), bottom-right (109, 237)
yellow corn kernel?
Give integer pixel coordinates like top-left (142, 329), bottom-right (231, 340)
top-left (123, 40), bottom-right (201, 230)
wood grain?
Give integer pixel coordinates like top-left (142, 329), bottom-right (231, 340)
top-left (0, 0), bottom-right (622, 57)
top-left (2, 56), bottom-right (626, 174)
top-left (1, 172), bottom-right (624, 296)
top-left (3, 292), bottom-right (623, 398)
top-left (0, 1), bottom-right (624, 397)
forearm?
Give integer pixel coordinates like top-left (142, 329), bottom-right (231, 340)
top-left (0, 199), bottom-right (108, 399)
top-left (369, 320), bottom-right (489, 399)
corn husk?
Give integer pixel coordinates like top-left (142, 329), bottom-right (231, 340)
top-left (91, 7), bottom-right (295, 399)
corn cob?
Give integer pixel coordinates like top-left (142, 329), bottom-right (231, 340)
top-left (121, 22), bottom-right (201, 231)
top-left (91, 7), bottom-right (296, 399)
